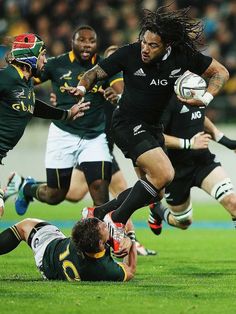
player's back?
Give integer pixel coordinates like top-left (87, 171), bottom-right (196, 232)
top-left (42, 237), bottom-right (126, 281)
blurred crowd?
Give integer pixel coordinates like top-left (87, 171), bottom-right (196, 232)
top-left (1, 0), bottom-right (236, 122)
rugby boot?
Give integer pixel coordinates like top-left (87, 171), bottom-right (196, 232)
top-left (148, 203), bottom-right (163, 235)
top-left (3, 172), bottom-right (24, 201)
top-left (15, 177), bottom-right (36, 215)
top-left (81, 207), bottom-right (95, 219)
top-left (104, 211), bottom-right (125, 252)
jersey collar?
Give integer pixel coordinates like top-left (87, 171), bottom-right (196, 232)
top-left (85, 249), bottom-right (106, 259)
top-left (69, 51), bottom-right (98, 65)
top-left (11, 64), bottom-right (24, 79)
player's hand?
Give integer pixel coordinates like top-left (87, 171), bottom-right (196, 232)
top-left (113, 237), bottom-right (132, 258)
top-left (67, 100), bottom-right (90, 120)
top-left (104, 87), bottom-right (120, 105)
top-left (177, 90), bottom-right (213, 107)
top-left (191, 132), bottom-right (211, 150)
top-left (50, 92), bottom-right (57, 106)
top-left (61, 86), bottom-right (85, 98)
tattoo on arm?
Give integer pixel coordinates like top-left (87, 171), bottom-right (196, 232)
top-left (207, 73), bottom-right (226, 93)
top-left (80, 65), bottom-right (108, 91)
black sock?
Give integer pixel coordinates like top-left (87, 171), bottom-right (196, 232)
top-left (24, 182), bottom-right (42, 200)
top-left (94, 188), bottom-right (132, 220)
top-left (0, 226), bottom-right (22, 255)
top-left (112, 178), bottom-right (160, 224)
top-left (151, 202), bottom-right (170, 223)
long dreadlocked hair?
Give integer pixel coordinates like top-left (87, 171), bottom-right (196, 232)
top-left (139, 6), bottom-right (204, 54)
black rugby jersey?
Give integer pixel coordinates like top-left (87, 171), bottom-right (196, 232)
top-left (99, 42), bottom-right (212, 124)
top-left (162, 96), bottom-right (214, 166)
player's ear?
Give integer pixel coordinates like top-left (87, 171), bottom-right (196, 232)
top-left (99, 239), bottom-right (105, 251)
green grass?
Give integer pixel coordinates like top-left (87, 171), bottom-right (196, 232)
top-left (1, 200), bottom-right (236, 314)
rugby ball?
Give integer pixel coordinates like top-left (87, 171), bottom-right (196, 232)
top-left (174, 71), bottom-right (207, 99)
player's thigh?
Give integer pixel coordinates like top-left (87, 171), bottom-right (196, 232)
top-left (15, 218), bottom-right (45, 241)
top-left (45, 123), bottom-right (81, 169)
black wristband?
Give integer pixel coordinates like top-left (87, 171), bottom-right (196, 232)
top-left (218, 135), bottom-right (236, 150)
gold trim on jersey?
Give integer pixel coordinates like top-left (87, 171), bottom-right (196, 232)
top-left (10, 225), bottom-right (22, 241)
top-left (117, 262), bottom-right (127, 281)
top-left (69, 51), bottom-right (76, 62)
top-left (11, 64), bottom-right (24, 79)
top-left (69, 51), bottom-right (97, 65)
top-left (102, 161), bottom-right (105, 180)
top-left (56, 169), bottom-right (61, 189)
top-left (110, 77), bottom-right (123, 87)
top-left (85, 249), bottom-right (106, 259)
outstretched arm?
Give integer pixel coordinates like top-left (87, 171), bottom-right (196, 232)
top-left (204, 116), bottom-right (236, 151)
top-left (33, 98), bottom-right (90, 120)
top-left (164, 132), bottom-right (211, 150)
top-left (61, 64), bottom-right (109, 98)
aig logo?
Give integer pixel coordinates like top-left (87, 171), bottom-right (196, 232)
top-left (191, 111), bottom-right (202, 120)
top-left (150, 79), bottom-right (168, 86)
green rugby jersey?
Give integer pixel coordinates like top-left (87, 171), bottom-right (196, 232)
top-left (0, 65), bottom-right (35, 156)
top-left (42, 237), bottom-right (127, 281)
top-left (36, 51), bottom-right (122, 139)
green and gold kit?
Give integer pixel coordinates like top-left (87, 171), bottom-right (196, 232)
top-left (36, 51), bottom-right (122, 139)
top-left (0, 65), bottom-right (35, 157)
top-left (42, 237), bottom-right (127, 281)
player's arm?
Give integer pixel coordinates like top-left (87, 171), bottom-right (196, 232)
top-left (164, 132), bottom-right (211, 150)
top-left (62, 64), bottom-right (109, 98)
top-left (204, 116), bottom-right (236, 150)
top-left (33, 98), bottom-right (90, 121)
top-left (118, 241), bottom-right (137, 281)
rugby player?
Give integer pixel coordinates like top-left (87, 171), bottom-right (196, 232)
top-left (9, 25), bottom-right (123, 215)
top-left (0, 217), bottom-right (136, 281)
top-left (63, 6), bottom-right (229, 250)
top-left (0, 33), bottom-right (88, 217)
top-left (148, 96), bottom-right (236, 233)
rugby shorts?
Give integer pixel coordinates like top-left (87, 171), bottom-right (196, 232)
top-left (45, 123), bottom-right (112, 169)
top-left (165, 153), bottom-right (221, 205)
top-left (112, 109), bottom-right (164, 163)
top-left (30, 224), bottom-right (66, 277)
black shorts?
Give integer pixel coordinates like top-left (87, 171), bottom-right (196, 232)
top-left (165, 152), bottom-right (221, 205)
top-left (112, 108), bottom-right (164, 163)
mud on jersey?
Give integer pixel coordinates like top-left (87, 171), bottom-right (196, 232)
top-left (42, 237), bottom-right (126, 281)
top-left (99, 42), bottom-right (212, 125)
top-left (37, 51), bottom-right (122, 139)
top-left (0, 65), bottom-right (35, 156)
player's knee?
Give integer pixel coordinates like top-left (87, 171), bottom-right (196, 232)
top-left (45, 189), bottom-right (67, 205)
top-left (170, 204), bottom-right (193, 229)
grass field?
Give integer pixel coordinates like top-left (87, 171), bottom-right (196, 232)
top-left (1, 199), bottom-right (236, 314)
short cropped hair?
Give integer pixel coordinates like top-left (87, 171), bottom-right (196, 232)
top-left (72, 25), bottom-right (97, 41)
top-left (72, 218), bottom-right (101, 253)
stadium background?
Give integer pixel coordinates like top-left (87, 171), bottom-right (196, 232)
top-left (0, 0), bottom-right (236, 201)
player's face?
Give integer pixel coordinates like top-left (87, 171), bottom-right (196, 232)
top-left (98, 221), bottom-right (109, 244)
top-left (141, 30), bottom-right (167, 63)
top-left (37, 50), bottom-right (47, 71)
top-left (72, 29), bottom-right (97, 61)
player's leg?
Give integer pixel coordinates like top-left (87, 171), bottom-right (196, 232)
top-left (65, 166), bottom-right (89, 202)
top-left (148, 170), bottom-right (194, 233)
top-left (200, 166), bottom-right (236, 223)
top-left (0, 218), bottom-right (44, 254)
top-left (78, 133), bottom-right (112, 206)
top-left (14, 124), bottom-right (79, 213)
top-left (109, 155), bottom-right (128, 197)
